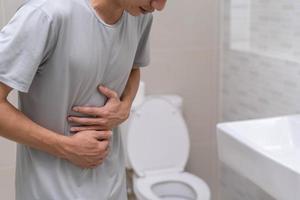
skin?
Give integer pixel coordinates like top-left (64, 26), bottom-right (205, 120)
top-left (0, 0), bottom-right (167, 169)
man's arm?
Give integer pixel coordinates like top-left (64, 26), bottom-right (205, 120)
top-left (0, 82), bottom-right (111, 168)
top-left (0, 82), bottom-right (66, 157)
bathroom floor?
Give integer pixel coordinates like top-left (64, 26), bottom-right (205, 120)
top-left (128, 194), bottom-right (136, 200)
top-left (126, 169), bottom-right (137, 200)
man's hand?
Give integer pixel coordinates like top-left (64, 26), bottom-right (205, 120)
top-left (62, 130), bottom-right (112, 169)
top-left (68, 85), bottom-right (131, 132)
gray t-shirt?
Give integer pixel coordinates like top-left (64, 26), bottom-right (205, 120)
top-left (0, 0), bottom-right (153, 199)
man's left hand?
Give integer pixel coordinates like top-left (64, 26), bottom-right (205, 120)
top-left (68, 85), bottom-right (131, 132)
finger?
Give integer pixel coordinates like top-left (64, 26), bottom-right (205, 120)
top-left (72, 106), bottom-right (103, 116)
top-left (70, 125), bottom-right (105, 132)
top-left (141, 5), bottom-right (155, 12)
top-left (97, 141), bottom-right (110, 154)
top-left (88, 152), bottom-right (106, 161)
top-left (68, 116), bottom-right (100, 125)
top-left (94, 158), bottom-right (104, 167)
top-left (93, 130), bottom-right (112, 140)
top-left (89, 162), bottom-right (101, 169)
top-left (105, 144), bottom-right (110, 151)
top-left (72, 107), bottom-right (112, 118)
top-left (98, 85), bottom-right (118, 99)
top-left (99, 140), bottom-right (110, 149)
top-left (99, 148), bottom-right (110, 161)
top-left (97, 148), bottom-right (109, 160)
top-left (151, 0), bottom-right (166, 11)
top-left (101, 143), bottom-right (110, 154)
top-left (93, 154), bottom-right (106, 162)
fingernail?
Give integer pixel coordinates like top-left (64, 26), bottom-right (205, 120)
top-left (73, 107), bottom-right (79, 112)
top-left (70, 127), bottom-right (76, 131)
top-left (68, 117), bottom-right (72, 121)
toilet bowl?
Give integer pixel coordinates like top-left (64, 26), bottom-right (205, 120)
top-left (123, 96), bottom-right (211, 200)
top-left (133, 172), bottom-right (210, 200)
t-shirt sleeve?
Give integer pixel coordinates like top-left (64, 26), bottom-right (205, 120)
top-left (133, 14), bottom-right (153, 68)
top-left (0, 4), bottom-right (57, 93)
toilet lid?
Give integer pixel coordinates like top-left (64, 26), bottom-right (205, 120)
top-left (127, 98), bottom-right (190, 177)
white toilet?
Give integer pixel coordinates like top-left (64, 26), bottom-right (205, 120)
top-left (120, 94), bottom-right (211, 200)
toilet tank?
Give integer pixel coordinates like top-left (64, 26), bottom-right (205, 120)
top-left (119, 94), bottom-right (184, 169)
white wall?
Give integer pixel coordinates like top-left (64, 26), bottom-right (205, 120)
top-left (143, 0), bottom-right (220, 199)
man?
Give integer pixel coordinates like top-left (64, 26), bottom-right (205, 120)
top-left (0, 0), bottom-right (166, 199)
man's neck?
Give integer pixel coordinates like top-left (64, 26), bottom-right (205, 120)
top-left (90, 0), bottom-right (125, 25)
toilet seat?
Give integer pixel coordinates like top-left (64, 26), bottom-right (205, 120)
top-left (134, 172), bottom-right (210, 200)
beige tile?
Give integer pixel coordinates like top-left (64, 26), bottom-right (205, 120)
top-left (0, 0), bottom-right (5, 28)
top-left (151, 0), bottom-right (218, 51)
top-left (186, 143), bottom-right (218, 200)
top-left (0, 167), bottom-right (15, 200)
top-left (2, 0), bottom-right (23, 23)
top-left (0, 138), bottom-right (16, 167)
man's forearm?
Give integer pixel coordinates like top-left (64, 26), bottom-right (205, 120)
top-left (120, 66), bottom-right (141, 108)
top-left (0, 99), bottom-right (67, 158)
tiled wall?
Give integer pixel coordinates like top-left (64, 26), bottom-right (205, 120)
top-left (230, 0), bottom-right (300, 59)
top-left (251, 0), bottom-right (300, 61)
top-left (144, 0), bottom-right (219, 199)
top-left (221, 0), bottom-right (300, 199)
top-left (222, 0), bottom-right (300, 121)
top-left (220, 163), bottom-right (275, 200)
top-left (0, 0), bottom-right (23, 199)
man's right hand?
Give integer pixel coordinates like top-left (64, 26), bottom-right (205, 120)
top-left (61, 130), bottom-right (112, 169)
